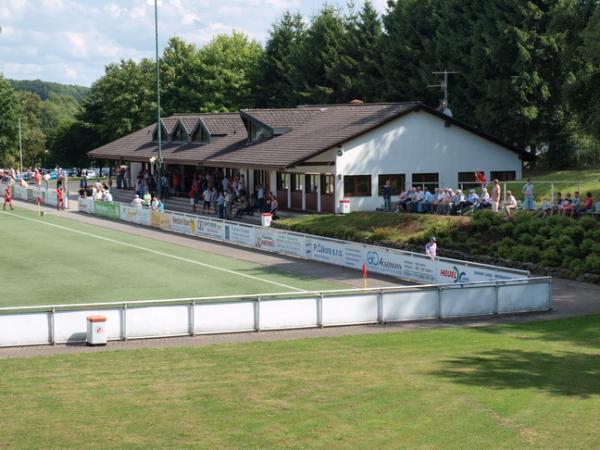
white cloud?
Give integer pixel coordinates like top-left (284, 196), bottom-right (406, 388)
top-left (0, 0), bottom-right (387, 86)
top-left (63, 32), bottom-right (89, 58)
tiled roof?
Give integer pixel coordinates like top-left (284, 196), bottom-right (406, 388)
top-left (88, 102), bottom-right (530, 167)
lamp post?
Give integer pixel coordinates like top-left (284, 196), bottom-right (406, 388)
top-left (154, 0), bottom-right (162, 199)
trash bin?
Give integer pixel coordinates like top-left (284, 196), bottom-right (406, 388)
top-left (86, 315), bottom-right (107, 346)
top-left (261, 212), bottom-right (272, 227)
top-left (339, 199), bottom-right (351, 214)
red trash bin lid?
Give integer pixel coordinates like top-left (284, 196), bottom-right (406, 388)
top-left (261, 213), bottom-right (272, 216)
top-left (339, 200), bottom-right (350, 203)
top-left (87, 315), bottom-right (107, 323)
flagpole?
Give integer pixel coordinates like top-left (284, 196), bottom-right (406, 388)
top-left (154, 0), bottom-right (162, 200)
top-left (18, 117), bottom-right (23, 175)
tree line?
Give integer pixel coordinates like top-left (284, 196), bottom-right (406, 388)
top-left (1, 0), bottom-right (598, 169)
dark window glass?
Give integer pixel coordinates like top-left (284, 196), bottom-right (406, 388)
top-left (277, 172), bottom-right (289, 190)
top-left (378, 174), bottom-right (405, 196)
top-left (411, 173), bottom-right (439, 192)
top-left (306, 174), bottom-right (319, 193)
top-left (292, 173), bottom-right (304, 191)
top-left (344, 175), bottom-right (371, 197)
top-left (321, 174), bottom-right (334, 194)
top-left (490, 171), bottom-right (516, 182)
top-left (458, 172), bottom-right (480, 190)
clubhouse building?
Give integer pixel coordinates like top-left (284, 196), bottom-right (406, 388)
top-left (88, 102), bottom-right (530, 213)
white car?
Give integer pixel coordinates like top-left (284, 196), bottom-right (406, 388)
top-left (83, 169), bottom-right (97, 178)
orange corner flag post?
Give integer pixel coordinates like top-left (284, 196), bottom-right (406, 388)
top-left (362, 263), bottom-right (368, 291)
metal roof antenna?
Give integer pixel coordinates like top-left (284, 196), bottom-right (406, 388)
top-left (428, 69), bottom-right (460, 117)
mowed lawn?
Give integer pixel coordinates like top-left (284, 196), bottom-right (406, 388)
top-left (1, 316), bottom-right (599, 448)
top-left (0, 208), bottom-right (344, 307)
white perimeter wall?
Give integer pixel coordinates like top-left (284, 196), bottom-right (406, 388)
top-left (335, 111), bottom-right (523, 211)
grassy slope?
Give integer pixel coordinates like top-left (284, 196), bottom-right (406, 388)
top-left (1, 316), bottom-right (599, 448)
top-left (279, 170), bottom-right (600, 244)
top-left (0, 208), bottom-right (343, 307)
top-left (508, 169), bottom-right (600, 202)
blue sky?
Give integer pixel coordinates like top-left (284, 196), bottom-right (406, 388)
top-left (0, 0), bottom-right (387, 87)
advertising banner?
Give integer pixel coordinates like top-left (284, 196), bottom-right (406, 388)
top-left (273, 231), bottom-right (306, 258)
top-left (196, 217), bottom-right (226, 241)
top-left (158, 212), bottom-right (172, 231)
top-left (13, 186), bottom-right (28, 200)
top-left (93, 201), bottom-right (120, 220)
top-left (306, 237), bottom-right (347, 266)
top-left (435, 261), bottom-right (521, 284)
top-left (224, 223), bottom-right (254, 247)
top-left (171, 213), bottom-right (197, 235)
top-left (78, 197), bottom-right (93, 214)
top-left (121, 206), bottom-right (151, 226)
top-left (254, 228), bottom-right (277, 253)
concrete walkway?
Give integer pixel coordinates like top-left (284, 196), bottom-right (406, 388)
top-left (2, 200), bottom-right (599, 360)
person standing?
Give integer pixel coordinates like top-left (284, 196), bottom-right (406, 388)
top-left (257, 184), bottom-right (265, 212)
top-left (425, 237), bottom-right (437, 261)
top-left (56, 186), bottom-right (65, 210)
top-left (491, 179), bottom-right (501, 213)
top-left (217, 191), bottom-right (225, 219)
top-left (383, 179), bottom-right (392, 211)
top-left (521, 178), bottom-right (535, 210)
top-left (3, 185), bottom-right (14, 210)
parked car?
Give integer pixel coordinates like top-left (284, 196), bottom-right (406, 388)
top-left (84, 169), bottom-right (97, 178)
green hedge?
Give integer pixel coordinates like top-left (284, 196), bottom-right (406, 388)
top-left (420, 211), bottom-right (600, 276)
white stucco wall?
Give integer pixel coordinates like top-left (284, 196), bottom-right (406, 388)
top-left (335, 111), bottom-right (523, 212)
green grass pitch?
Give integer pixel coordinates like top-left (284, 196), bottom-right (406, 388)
top-left (0, 208), bottom-right (345, 308)
top-left (1, 316), bottom-right (599, 448)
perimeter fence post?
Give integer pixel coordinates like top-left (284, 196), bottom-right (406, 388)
top-left (318, 293), bottom-right (324, 328)
top-left (437, 287), bottom-right (443, 320)
top-left (494, 283), bottom-right (500, 315)
top-left (377, 290), bottom-right (384, 324)
top-left (255, 297), bottom-right (261, 332)
top-left (190, 300), bottom-right (195, 336)
top-left (50, 306), bottom-right (56, 345)
top-left (123, 303), bottom-right (128, 341)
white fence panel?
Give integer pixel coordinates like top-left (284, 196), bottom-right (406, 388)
top-left (440, 286), bottom-right (496, 318)
top-left (127, 305), bottom-right (189, 338)
top-left (0, 312), bottom-right (49, 346)
top-left (322, 294), bottom-right (378, 325)
top-left (383, 290), bottom-right (439, 322)
top-left (260, 298), bottom-right (318, 330)
top-left (498, 282), bottom-right (551, 313)
top-left (54, 309), bottom-right (122, 344)
top-left (194, 302), bottom-right (255, 333)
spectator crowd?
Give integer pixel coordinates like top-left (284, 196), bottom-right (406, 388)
top-left (384, 176), bottom-right (595, 218)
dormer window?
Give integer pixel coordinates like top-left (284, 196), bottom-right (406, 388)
top-left (250, 122), bottom-right (273, 142)
top-left (171, 123), bottom-right (187, 143)
top-left (152, 122), bottom-right (169, 143)
top-left (192, 123), bottom-right (210, 144)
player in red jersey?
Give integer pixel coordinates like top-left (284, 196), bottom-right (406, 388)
top-left (56, 186), bottom-right (65, 210)
top-left (3, 185), bottom-right (14, 210)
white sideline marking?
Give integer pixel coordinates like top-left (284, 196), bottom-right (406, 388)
top-left (2, 211), bottom-right (306, 292)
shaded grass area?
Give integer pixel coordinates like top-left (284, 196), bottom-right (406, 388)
top-left (0, 208), bottom-right (343, 307)
top-left (1, 316), bottom-right (599, 448)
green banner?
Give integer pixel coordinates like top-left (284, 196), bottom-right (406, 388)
top-left (93, 201), bottom-right (120, 220)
